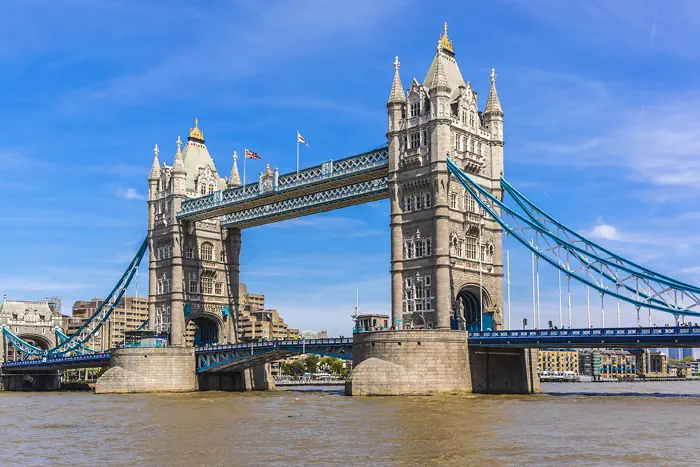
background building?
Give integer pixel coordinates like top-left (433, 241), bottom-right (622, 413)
top-left (355, 313), bottom-right (389, 332)
top-left (67, 296), bottom-right (148, 350)
top-left (579, 349), bottom-right (637, 380)
top-left (537, 349), bottom-right (579, 376)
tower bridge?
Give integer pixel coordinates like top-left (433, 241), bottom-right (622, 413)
top-left (2, 23), bottom-right (699, 395)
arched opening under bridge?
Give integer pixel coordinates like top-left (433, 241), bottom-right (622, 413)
top-left (5, 333), bottom-right (53, 361)
top-left (453, 286), bottom-right (492, 332)
top-left (187, 317), bottom-right (219, 346)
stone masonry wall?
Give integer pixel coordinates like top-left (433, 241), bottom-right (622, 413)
top-left (346, 329), bottom-right (471, 396)
top-left (95, 347), bottom-right (196, 394)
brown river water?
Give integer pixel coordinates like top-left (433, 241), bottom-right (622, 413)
top-left (2, 382), bottom-right (700, 467)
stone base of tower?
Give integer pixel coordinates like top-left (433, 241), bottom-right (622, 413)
top-left (95, 347), bottom-right (196, 394)
top-left (345, 330), bottom-right (471, 396)
top-left (197, 364), bottom-right (275, 392)
top-left (469, 347), bottom-right (539, 394)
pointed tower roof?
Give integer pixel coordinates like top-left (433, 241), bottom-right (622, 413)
top-left (423, 23), bottom-right (465, 91)
top-left (227, 151), bottom-right (241, 188)
top-left (173, 136), bottom-right (186, 174)
top-left (484, 68), bottom-right (503, 116)
top-left (387, 56), bottom-right (406, 105)
top-left (429, 48), bottom-right (451, 93)
top-left (149, 144), bottom-right (161, 181)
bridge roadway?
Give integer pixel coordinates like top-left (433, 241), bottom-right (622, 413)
top-left (4, 326), bottom-right (700, 374)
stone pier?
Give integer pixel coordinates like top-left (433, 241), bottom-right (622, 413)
top-left (1, 371), bottom-right (60, 391)
top-left (346, 329), bottom-right (471, 396)
top-left (469, 347), bottom-right (540, 394)
top-left (197, 364), bottom-right (275, 392)
top-left (346, 330), bottom-right (539, 396)
top-left (95, 347), bottom-right (197, 394)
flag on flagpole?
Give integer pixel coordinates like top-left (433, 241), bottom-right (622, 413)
top-left (297, 131), bottom-right (310, 148)
top-left (244, 148), bottom-right (261, 160)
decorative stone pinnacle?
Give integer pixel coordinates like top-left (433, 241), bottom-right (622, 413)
top-left (491, 68), bottom-right (497, 83)
top-left (154, 144), bottom-right (159, 157)
top-left (233, 150), bottom-right (238, 162)
top-left (176, 136), bottom-right (182, 151)
top-left (394, 56), bottom-right (400, 71)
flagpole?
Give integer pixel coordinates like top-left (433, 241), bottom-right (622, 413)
top-left (243, 149), bottom-right (247, 186)
top-left (296, 131), bottom-right (300, 178)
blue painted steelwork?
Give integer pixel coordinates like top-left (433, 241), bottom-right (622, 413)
top-left (1, 352), bottom-right (111, 372)
top-left (195, 338), bottom-right (353, 372)
top-left (501, 177), bottom-right (700, 294)
top-left (178, 147), bottom-right (388, 222)
top-left (3, 238), bottom-right (149, 358)
top-left (446, 158), bottom-right (700, 317)
top-left (469, 326), bottom-right (700, 348)
top-left (220, 177), bottom-right (388, 229)
top-left (55, 328), bottom-right (97, 355)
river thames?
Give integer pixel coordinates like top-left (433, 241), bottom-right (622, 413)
top-left (2, 382), bottom-right (700, 466)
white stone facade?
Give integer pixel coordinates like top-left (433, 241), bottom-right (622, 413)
top-left (387, 25), bottom-right (505, 331)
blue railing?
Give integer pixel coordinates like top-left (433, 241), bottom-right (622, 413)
top-left (468, 326), bottom-right (700, 348)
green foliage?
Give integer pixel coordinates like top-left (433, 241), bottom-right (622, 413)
top-left (305, 354), bottom-right (320, 374)
top-left (319, 356), bottom-right (348, 377)
top-left (281, 360), bottom-right (305, 376)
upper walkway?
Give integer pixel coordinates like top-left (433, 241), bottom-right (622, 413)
top-left (177, 148), bottom-right (388, 227)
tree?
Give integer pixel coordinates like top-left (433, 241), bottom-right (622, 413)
top-left (305, 354), bottom-right (320, 374)
top-left (319, 356), bottom-right (348, 377)
top-left (281, 360), bottom-right (305, 376)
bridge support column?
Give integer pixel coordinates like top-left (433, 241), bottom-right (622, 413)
top-left (224, 228), bottom-right (242, 344)
top-left (346, 329), bottom-right (471, 396)
top-left (198, 364), bottom-right (274, 392)
top-left (95, 347), bottom-right (196, 394)
top-left (1, 371), bottom-right (60, 391)
top-left (469, 347), bottom-right (539, 394)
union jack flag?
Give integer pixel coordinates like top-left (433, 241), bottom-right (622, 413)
top-left (244, 148), bottom-right (261, 160)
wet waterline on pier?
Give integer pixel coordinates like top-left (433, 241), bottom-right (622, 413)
top-left (1, 382), bottom-right (700, 466)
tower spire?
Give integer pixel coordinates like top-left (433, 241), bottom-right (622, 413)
top-left (387, 56), bottom-right (406, 105)
top-left (173, 136), bottom-right (185, 173)
top-left (484, 68), bottom-right (503, 116)
top-left (431, 50), bottom-right (450, 92)
top-left (227, 151), bottom-right (241, 188)
top-left (149, 144), bottom-right (161, 181)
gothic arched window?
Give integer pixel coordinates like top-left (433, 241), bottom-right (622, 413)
top-left (200, 242), bottom-right (214, 261)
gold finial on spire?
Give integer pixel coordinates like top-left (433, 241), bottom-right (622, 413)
top-left (189, 118), bottom-right (205, 141)
top-left (438, 22), bottom-right (454, 54)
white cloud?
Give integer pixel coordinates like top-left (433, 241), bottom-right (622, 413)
top-left (587, 223), bottom-right (620, 241)
top-left (116, 187), bottom-right (145, 200)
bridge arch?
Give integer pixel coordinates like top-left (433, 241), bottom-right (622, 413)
top-left (454, 285), bottom-right (492, 332)
top-left (185, 312), bottom-right (223, 346)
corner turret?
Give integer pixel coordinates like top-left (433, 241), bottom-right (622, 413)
top-left (227, 151), bottom-right (241, 188)
top-left (484, 68), bottom-right (503, 142)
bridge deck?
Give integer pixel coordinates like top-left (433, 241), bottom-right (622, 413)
top-left (4, 327), bottom-right (698, 373)
top-left (468, 326), bottom-right (700, 348)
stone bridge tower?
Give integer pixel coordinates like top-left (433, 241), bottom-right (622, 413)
top-left (388, 23), bottom-right (505, 333)
top-left (147, 120), bottom-right (242, 346)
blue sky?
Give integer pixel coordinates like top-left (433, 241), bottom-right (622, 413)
top-left (1, 0), bottom-right (699, 334)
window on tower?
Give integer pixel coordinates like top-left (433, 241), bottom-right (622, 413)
top-left (410, 102), bottom-right (420, 118)
top-left (200, 242), bottom-right (214, 261)
top-left (185, 244), bottom-right (195, 259)
top-left (201, 277), bottom-right (213, 295)
top-left (410, 132), bottom-right (420, 149)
